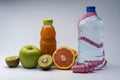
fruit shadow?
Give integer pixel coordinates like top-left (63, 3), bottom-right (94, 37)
top-left (4, 65), bottom-right (72, 72)
top-left (4, 65), bottom-right (22, 69)
top-left (36, 65), bottom-right (54, 71)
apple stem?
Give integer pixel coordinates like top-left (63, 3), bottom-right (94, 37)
top-left (28, 47), bottom-right (33, 50)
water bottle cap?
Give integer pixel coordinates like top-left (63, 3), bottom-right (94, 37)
top-left (43, 19), bottom-right (53, 24)
top-left (86, 6), bottom-right (96, 12)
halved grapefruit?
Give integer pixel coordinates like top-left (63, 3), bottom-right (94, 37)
top-left (52, 46), bottom-right (76, 70)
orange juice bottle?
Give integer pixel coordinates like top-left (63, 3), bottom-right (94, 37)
top-left (40, 19), bottom-right (56, 56)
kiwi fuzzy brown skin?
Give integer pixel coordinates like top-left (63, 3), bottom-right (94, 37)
top-left (38, 54), bottom-right (53, 70)
top-left (39, 63), bottom-right (53, 70)
top-left (5, 56), bottom-right (19, 68)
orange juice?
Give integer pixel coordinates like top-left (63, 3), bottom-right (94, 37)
top-left (40, 19), bottom-right (56, 56)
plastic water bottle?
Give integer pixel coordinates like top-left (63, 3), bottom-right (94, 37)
top-left (72, 6), bottom-right (107, 73)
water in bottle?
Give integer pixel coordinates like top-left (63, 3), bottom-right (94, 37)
top-left (72, 6), bottom-right (107, 73)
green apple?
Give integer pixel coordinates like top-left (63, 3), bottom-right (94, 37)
top-left (19, 45), bottom-right (41, 69)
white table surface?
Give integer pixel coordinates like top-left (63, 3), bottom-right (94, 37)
top-left (0, 0), bottom-right (120, 80)
top-left (1, 55), bottom-right (120, 80)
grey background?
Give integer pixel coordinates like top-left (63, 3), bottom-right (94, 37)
top-left (0, 0), bottom-right (120, 80)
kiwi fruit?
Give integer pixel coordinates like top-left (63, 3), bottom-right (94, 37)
top-left (38, 54), bottom-right (53, 70)
top-left (5, 56), bottom-right (19, 68)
